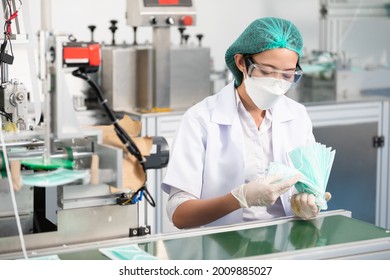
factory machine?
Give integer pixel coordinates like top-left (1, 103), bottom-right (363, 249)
top-left (0, 0), bottom-right (170, 258)
top-left (0, 0), bottom-right (212, 259)
top-left (102, 0), bottom-right (211, 113)
top-left (292, 0), bottom-right (390, 103)
top-left (100, 0), bottom-right (212, 234)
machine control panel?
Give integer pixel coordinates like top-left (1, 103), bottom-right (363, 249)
top-left (126, 0), bottom-right (196, 27)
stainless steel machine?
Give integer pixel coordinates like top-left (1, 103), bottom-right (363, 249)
top-left (0, 0), bottom-right (169, 258)
top-left (292, 0), bottom-right (390, 102)
top-left (0, 0), bottom-right (214, 258)
top-left (102, 0), bottom-right (211, 112)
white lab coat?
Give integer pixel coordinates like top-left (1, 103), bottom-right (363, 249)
top-left (162, 81), bottom-right (315, 227)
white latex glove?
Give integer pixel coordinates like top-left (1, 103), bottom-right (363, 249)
top-left (291, 192), bottom-right (332, 220)
top-left (231, 174), bottom-right (301, 208)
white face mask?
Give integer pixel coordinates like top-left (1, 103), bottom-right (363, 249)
top-left (244, 76), bottom-right (292, 110)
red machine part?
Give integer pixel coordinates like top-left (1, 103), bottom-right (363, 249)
top-left (158, 0), bottom-right (179, 5)
top-left (63, 43), bottom-right (101, 67)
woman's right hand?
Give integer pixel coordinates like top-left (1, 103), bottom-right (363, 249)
top-left (231, 174), bottom-right (301, 208)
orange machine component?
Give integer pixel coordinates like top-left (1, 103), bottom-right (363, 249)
top-left (63, 43), bottom-right (101, 68)
top-left (158, 0), bottom-right (180, 5)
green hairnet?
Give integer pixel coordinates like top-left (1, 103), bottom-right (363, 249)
top-left (225, 17), bottom-right (303, 86)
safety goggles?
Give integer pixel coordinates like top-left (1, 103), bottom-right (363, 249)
top-left (245, 57), bottom-right (303, 84)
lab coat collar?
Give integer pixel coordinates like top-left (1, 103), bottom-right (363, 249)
top-left (211, 81), bottom-right (295, 125)
top-left (211, 81), bottom-right (237, 125)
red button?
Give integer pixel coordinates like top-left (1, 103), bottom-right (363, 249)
top-left (180, 16), bottom-right (193, 26)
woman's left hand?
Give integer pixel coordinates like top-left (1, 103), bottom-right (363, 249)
top-left (291, 192), bottom-right (332, 220)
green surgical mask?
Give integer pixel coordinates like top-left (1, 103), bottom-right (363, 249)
top-left (99, 244), bottom-right (158, 260)
top-left (21, 168), bottom-right (90, 187)
top-left (267, 142), bottom-right (336, 210)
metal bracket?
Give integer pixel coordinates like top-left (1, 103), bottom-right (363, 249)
top-left (373, 136), bottom-right (385, 148)
top-left (129, 225), bottom-right (151, 237)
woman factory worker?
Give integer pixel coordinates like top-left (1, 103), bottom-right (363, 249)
top-left (162, 17), bottom-right (330, 229)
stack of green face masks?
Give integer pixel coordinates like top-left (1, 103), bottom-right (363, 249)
top-left (21, 168), bottom-right (90, 187)
top-left (267, 142), bottom-right (336, 210)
